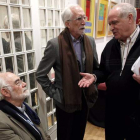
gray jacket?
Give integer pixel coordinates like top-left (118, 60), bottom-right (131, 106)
top-left (36, 36), bottom-right (99, 111)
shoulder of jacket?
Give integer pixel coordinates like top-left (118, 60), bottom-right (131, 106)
top-left (87, 36), bottom-right (94, 41)
top-left (49, 37), bottom-right (58, 44)
top-left (0, 110), bottom-right (11, 122)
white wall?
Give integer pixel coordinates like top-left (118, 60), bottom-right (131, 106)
top-left (65, 0), bottom-right (78, 6)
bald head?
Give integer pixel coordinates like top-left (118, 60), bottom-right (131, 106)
top-left (108, 3), bottom-right (137, 42)
top-left (109, 3), bottom-right (137, 21)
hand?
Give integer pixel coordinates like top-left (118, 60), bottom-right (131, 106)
top-left (78, 72), bottom-right (95, 88)
top-left (132, 68), bottom-right (140, 84)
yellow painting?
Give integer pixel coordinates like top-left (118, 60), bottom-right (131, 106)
top-left (79, 0), bottom-right (95, 37)
top-left (107, 1), bottom-right (117, 36)
top-left (96, 0), bottom-right (108, 38)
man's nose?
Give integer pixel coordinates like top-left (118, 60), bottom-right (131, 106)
top-left (22, 81), bottom-right (26, 88)
top-left (81, 19), bottom-right (86, 25)
top-left (110, 24), bottom-right (114, 31)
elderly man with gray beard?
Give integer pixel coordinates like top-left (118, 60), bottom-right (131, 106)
top-left (0, 72), bottom-right (51, 140)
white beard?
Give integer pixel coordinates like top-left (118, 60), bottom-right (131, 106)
top-left (10, 88), bottom-right (30, 100)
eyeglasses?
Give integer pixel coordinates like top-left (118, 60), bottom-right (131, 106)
top-left (67, 16), bottom-right (88, 22)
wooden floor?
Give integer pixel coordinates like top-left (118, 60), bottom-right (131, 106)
top-left (84, 121), bottom-right (105, 140)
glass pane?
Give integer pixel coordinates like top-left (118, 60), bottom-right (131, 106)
top-left (29, 72), bottom-right (36, 89)
top-left (25, 31), bottom-right (32, 50)
top-left (5, 57), bottom-right (14, 72)
top-left (41, 30), bottom-right (47, 47)
top-left (11, 7), bottom-right (20, 29)
top-left (60, 16), bottom-right (64, 27)
top-left (54, 112), bottom-right (56, 123)
top-left (47, 115), bottom-right (53, 128)
top-left (0, 58), bottom-right (2, 72)
top-left (55, 11), bottom-right (60, 26)
top-left (10, 0), bottom-right (18, 4)
top-left (60, 0), bottom-right (64, 9)
top-left (47, 0), bottom-right (52, 7)
top-left (34, 107), bottom-right (39, 115)
top-left (20, 75), bottom-right (27, 83)
top-left (39, 0), bottom-right (45, 7)
top-left (31, 91), bottom-right (38, 106)
top-left (53, 100), bottom-right (56, 109)
top-left (41, 48), bottom-right (45, 56)
top-left (0, 6), bottom-right (9, 29)
top-left (2, 32), bottom-right (12, 54)
top-left (48, 10), bottom-right (53, 26)
top-left (17, 55), bottom-right (25, 73)
top-left (48, 29), bottom-right (54, 40)
top-left (0, 0), bottom-right (6, 2)
top-left (27, 53), bottom-right (34, 70)
top-left (23, 8), bottom-right (31, 28)
top-left (22, 0), bottom-right (29, 5)
top-left (54, 0), bottom-right (58, 8)
top-left (24, 97), bottom-right (28, 103)
top-left (56, 28), bottom-right (60, 36)
top-left (14, 32), bottom-right (22, 52)
top-left (40, 10), bottom-right (46, 27)
top-left (47, 99), bottom-right (52, 113)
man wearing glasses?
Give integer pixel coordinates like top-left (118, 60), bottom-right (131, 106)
top-left (36, 4), bottom-right (99, 140)
top-left (0, 72), bottom-right (51, 140)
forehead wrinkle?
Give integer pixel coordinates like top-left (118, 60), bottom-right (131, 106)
top-left (5, 72), bottom-right (19, 85)
top-left (70, 6), bottom-right (85, 17)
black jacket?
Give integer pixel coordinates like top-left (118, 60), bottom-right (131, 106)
top-left (94, 33), bottom-right (140, 115)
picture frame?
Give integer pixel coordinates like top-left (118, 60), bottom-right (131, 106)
top-left (95, 0), bottom-right (109, 38)
top-left (79, 0), bottom-right (95, 37)
top-left (107, 1), bottom-right (117, 36)
top-left (136, 8), bottom-right (140, 25)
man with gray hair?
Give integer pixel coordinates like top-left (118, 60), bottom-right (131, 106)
top-left (79, 3), bottom-right (140, 140)
top-left (36, 4), bottom-right (99, 140)
top-left (0, 72), bottom-right (51, 140)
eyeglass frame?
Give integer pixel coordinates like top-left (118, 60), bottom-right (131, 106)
top-left (67, 16), bottom-right (88, 22)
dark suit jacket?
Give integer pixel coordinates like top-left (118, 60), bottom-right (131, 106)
top-left (36, 36), bottom-right (99, 111)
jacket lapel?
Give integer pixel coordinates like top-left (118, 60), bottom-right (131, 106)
top-left (7, 114), bottom-right (35, 140)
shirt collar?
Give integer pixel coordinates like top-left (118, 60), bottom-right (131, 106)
top-left (70, 34), bottom-right (83, 42)
top-left (17, 104), bottom-right (26, 113)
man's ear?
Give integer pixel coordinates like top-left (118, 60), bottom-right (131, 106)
top-left (1, 88), bottom-right (11, 98)
top-left (65, 21), bottom-right (70, 28)
top-left (128, 13), bottom-right (133, 23)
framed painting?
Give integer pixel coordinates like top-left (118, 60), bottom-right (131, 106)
top-left (79, 0), bottom-right (95, 37)
top-left (136, 8), bottom-right (140, 25)
top-left (95, 0), bottom-right (109, 38)
top-left (107, 1), bottom-right (117, 36)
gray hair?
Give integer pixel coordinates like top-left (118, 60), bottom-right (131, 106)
top-left (61, 4), bottom-right (79, 26)
top-left (0, 76), bottom-right (6, 100)
top-left (0, 75), bottom-right (12, 101)
top-left (112, 3), bottom-right (137, 21)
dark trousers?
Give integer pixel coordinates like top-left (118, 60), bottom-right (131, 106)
top-left (56, 95), bottom-right (88, 140)
top-left (105, 116), bottom-right (140, 140)
top-left (105, 99), bottom-right (140, 140)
